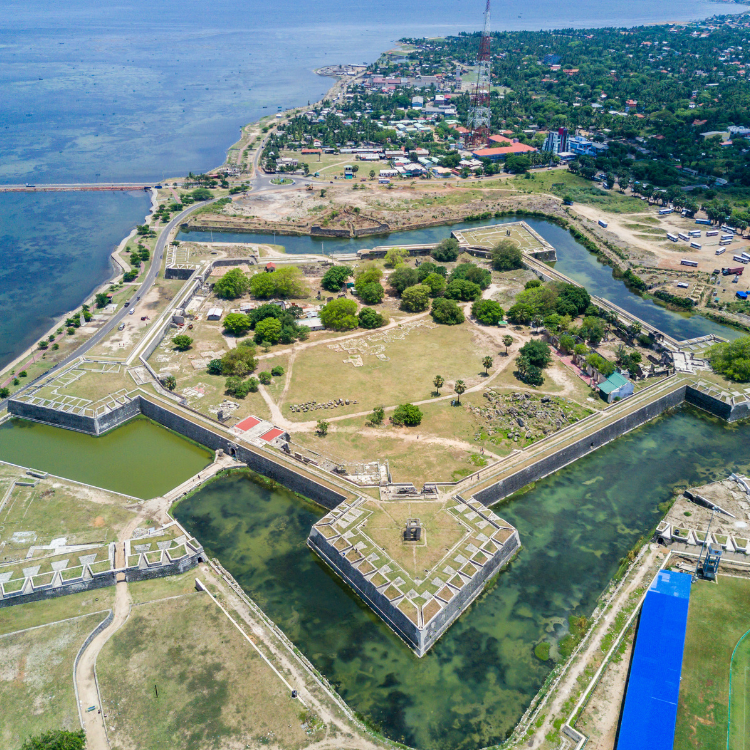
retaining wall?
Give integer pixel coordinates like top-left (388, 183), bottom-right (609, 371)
top-left (475, 385), bottom-right (689, 507)
top-left (0, 571), bottom-right (116, 608)
top-left (138, 397), bottom-right (347, 510)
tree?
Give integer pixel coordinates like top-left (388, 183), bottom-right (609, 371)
top-left (316, 419), bottom-right (329, 436)
top-left (207, 358), bottom-right (223, 375)
top-left (400, 284), bottom-right (430, 312)
top-left (191, 187), bottom-right (212, 200)
top-left (450, 263), bottom-right (491, 290)
top-left (391, 403), bottom-right (423, 426)
top-left (422, 272), bottom-right (447, 297)
top-left (579, 315), bottom-right (606, 345)
top-left (433, 375), bottom-right (444, 395)
top-left (505, 154), bottom-right (531, 173)
top-left (430, 297), bottom-right (464, 325)
top-left (259, 371), bottom-right (272, 385)
top-left (223, 312), bottom-right (252, 336)
top-left (272, 266), bottom-right (307, 298)
top-left (220, 342), bottom-right (257, 376)
top-left (358, 306), bottom-right (386, 329)
top-left (519, 339), bottom-right (552, 368)
top-left (38, 340), bottom-right (49, 350)
top-left (707, 336), bottom-right (750, 382)
top-left (502, 334), bottom-right (514, 355)
top-left (482, 356), bottom-right (493, 375)
top-left (556, 284), bottom-right (590, 316)
top-left (431, 237), bottom-right (460, 262)
top-left (558, 333), bottom-right (576, 354)
top-left (515, 354), bottom-right (544, 386)
top-left (445, 279), bottom-right (481, 301)
top-left (368, 405), bottom-right (385, 425)
top-left (271, 365), bottom-right (285, 376)
top-left (172, 334), bottom-right (193, 351)
top-left (506, 302), bottom-right (535, 325)
top-left (320, 298), bottom-right (358, 330)
top-left (389, 266), bottom-right (420, 294)
top-left (95, 292), bottom-right (109, 308)
top-left (322, 265), bottom-right (353, 291)
top-left (384, 247), bottom-right (408, 268)
top-left (20, 729), bottom-right (86, 750)
top-left (162, 375), bottom-right (177, 391)
top-left (471, 299), bottom-right (504, 325)
top-left (359, 281), bottom-right (385, 304)
top-left (0, 387), bottom-right (10, 399)
top-left (254, 317), bottom-right (282, 344)
top-left (369, 169), bottom-right (376, 179)
top-left (454, 379), bottom-right (466, 404)
top-left (249, 272), bottom-right (277, 299)
top-left (491, 240), bottom-right (523, 271)
top-left (214, 268), bottom-right (250, 299)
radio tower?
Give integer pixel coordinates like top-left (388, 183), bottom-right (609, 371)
top-left (466, 0), bottom-right (492, 147)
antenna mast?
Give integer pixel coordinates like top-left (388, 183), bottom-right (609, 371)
top-left (467, 0), bottom-right (492, 147)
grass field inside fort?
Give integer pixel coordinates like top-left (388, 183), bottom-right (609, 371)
top-left (454, 222), bottom-right (546, 253)
top-left (674, 575), bottom-right (750, 750)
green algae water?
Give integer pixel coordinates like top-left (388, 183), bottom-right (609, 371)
top-left (174, 406), bottom-right (750, 750)
top-left (0, 417), bottom-right (213, 499)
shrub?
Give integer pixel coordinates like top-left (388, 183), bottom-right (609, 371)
top-left (254, 317), bottom-right (282, 344)
top-left (172, 334), bottom-right (193, 351)
top-left (388, 266), bottom-right (420, 295)
top-left (400, 284), bottom-right (430, 312)
top-left (21, 729), bottom-right (86, 750)
top-left (431, 237), bottom-right (460, 262)
top-left (320, 298), bottom-right (358, 330)
top-left (445, 279), bottom-right (482, 301)
top-left (491, 240), bottom-right (523, 271)
top-left (359, 281), bottom-right (385, 304)
top-left (214, 268), bottom-right (250, 299)
top-left (123, 270), bottom-right (138, 282)
top-left (0, 387), bottom-right (10, 398)
top-left (417, 261), bottom-right (447, 281)
top-left (259, 371), bottom-right (272, 385)
top-left (368, 405), bottom-right (385, 425)
top-left (220, 343), bottom-right (257, 376)
top-left (223, 312), bottom-right (252, 336)
top-left (250, 267), bottom-right (307, 299)
top-left (271, 365), bottom-right (284, 376)
top-left (525, 278), bottom-right (542, 289)
top-left (207, 359), bottom-right (223, 375)
top-left (391, 403), bottom-right (423, 426)
top-left (506, 302), bottom-right (534, 325)
top-left (586, 352), bottom-right (616, 377)
top-left (471, 299), bottom-right (504, 325)
top-left (558, 333), bottom-right (576, 353)
top-left (321, 265), bottom-right (353, 291)
top-left (162, 375), bottom-right (177, 391)
top-left (384, 247), bottom-right (408, 268)
top-left (431, 297), bottom-right (465, 325)
top-left (358, 307), bottom-right (386, 329)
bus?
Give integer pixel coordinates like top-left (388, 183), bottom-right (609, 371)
top-left (720, 239), bottom-right (733, 246)
top-left (689, 242), bottom-right (701, 250)
top-left (678, 232), bottom-right (690, 241)
top-left (666, 233), bottom-right (678, 242)
top-left (733, 255), bottom-right (747, 264)
top-left (695, 218), bottom-right (712, 225)
top-left (706, 230), bottom-right (719, 237)
top-left (598, 219), bottom-right (608, 228)
top-left (681, 259), bottom-right (699, 266)
top-left (689, 230), bottom-right (701, 237)
top-left (721, 225), bottom-right (735, 234)
top-left (716, 248), bottom-right (726, 255)
top-left (659, 208), bottom-right (673, 215)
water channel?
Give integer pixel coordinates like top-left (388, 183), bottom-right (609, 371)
top-left (173, 405), bottom-right (750, 750)
top-left (179, 216), bottom-right (740, 342)
top-left (0, 416), bottom-right (213, 499)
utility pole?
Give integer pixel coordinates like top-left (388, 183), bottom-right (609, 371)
top-left (693, 507), bottom-right (716, 581)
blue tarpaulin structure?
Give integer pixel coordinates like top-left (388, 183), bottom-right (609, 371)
top-left (616, 570), bottom-right (692, 750)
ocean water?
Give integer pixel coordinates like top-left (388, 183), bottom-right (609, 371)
top-left (0, 0), bottom-right (741, 368)
top-left (173, 406), bottom-right (750, 749)
top-left (0, 190), bottom-right (151, 370)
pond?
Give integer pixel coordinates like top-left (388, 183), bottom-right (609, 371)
top-left (0, 416), bottom-right (213, 499)
top-left (174, 405), bottom-right (750, 750)
top-left (178, 215), bottom-right (740, 342)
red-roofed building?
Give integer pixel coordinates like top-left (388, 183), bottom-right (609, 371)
top-left (489, 134), bottom-right (513, 144)
top-left (265, 262), bottom-right (276, 272)
top-left (260, 428), bottom-right (285, 442)
top-left (472, 143), bottom-right (537, 161)
top-left (692, 119), bottom-right (708, 126)
top-left (453, 126), bottom-right (470, 134)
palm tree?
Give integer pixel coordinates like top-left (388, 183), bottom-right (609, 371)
top-left (454, 379), bottom-right (466, 405)
top-left (502, 335), bottom-right (513, 355)
top-left (482, 356), bottom-right (493, 375)
top-left (433, 375), bottom-right (444, 396)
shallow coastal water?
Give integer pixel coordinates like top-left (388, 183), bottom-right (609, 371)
top-left (180, 215), bottom-right (740, 342)
top-left (0, 417), bottom-right (213, 498)
top-left (174, 406), bottom-right (750, 750)
top-left (0, 190), bottom-right (152, 371)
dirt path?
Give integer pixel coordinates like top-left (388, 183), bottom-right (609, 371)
top-left (75, 575), bottom-right (131, 750)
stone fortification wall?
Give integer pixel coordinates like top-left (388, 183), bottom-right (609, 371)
top-left (138, 397), bottom-right (347, 510)
top-left (0, 571), bottom-right (116, 609)
top-left (685, 385), bottom-right (750, 423)
top-left (475, 386), bottom-right (689, 507)
top-left (7, 397), bottom-right (140, 436)
top-left (308, 525), bottom-right (521, 656)
top-left (307, 527), bottom-right (423, 651)
top-left (164, 266), bottom-right (195, 280)
top-left (124, 550), bottom-right (203, 582)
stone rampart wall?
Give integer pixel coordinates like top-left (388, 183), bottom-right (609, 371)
top-left (684, 386), bottom-right (750, 423)
top-left (475, 386), bottom-right (688, 507)
top-left (138, 397), bottom-right (347, 510)
top-left (164, 267), bottom-right (195, 280)
top-left (124, 550), bottom-right (203, 583)
top-left (0, 572), bottom-right (116, 609)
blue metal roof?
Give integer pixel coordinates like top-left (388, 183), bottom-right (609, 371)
top-left (616, 570), bottom-right (692, 750)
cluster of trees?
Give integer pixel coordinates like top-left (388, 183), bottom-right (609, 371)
top-left (249, 267), bottom-right (307, 299)
top-left (707, 336), bottom-right (750, 382)
top-left (507, 279), bottom-right (591, 325)
top-left (223, 303), bottom-right (310, 345)
top-left (319, 298), bottom-right (387, 331)
top-left (515, 340), bottom-right (552, 386)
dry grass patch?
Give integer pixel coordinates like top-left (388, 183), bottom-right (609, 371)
top-left (98, 593), bottom-right (322, 750)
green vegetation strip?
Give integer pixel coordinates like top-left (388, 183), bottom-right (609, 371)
top-left (728, 628), bottom-right (750, 750)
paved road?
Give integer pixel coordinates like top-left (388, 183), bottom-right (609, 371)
top-left (0, 197), bottom-right (215, 410)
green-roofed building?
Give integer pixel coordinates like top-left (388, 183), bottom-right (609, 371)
top-left (598, 371), bottom-right (634, 403)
